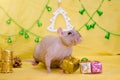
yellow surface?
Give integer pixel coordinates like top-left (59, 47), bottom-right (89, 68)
top-left (0, 0), bottom-right (120, 58)
top-left (0, 56), bottom-right (120, 80)
top-left (0, 0), bottom-right (120, 80)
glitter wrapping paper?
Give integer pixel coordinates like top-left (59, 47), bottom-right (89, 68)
top-left (0, 61), bottom-right (1, 68)
top-left (60, 56), bottom-right (80, 74)
top-left (80, 61), bottom-right (91, 73)
top-left (1, 50), bottom-right (13, 73)
top-left (1, 50), bottom-right (13, 61)
top-left (1, 61), bottom-right (13, 73)
top-left (91, 61), bottom-right (102, 73)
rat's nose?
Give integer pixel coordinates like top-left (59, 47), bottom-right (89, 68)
top-left (78, 34), bottom-right (82, 42)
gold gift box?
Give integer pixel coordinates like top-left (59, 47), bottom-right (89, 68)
top-left (1, 50), bottom-right (13, 73)
top-left (0, 48), bottom-right (1, 68)
top-left (0, 61), bottom-right (1, 68)
top-left (60, 56), bottom-right (80, 73)
top-left (1, 50), bottom-right (13, 61)
top-left (1, 61), bottom-right (13, 73)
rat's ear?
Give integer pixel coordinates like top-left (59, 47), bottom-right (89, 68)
top-left (57, 28), bottom-right (63, 36)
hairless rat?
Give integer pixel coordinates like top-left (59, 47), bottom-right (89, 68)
top-left (32, 28), bottom-right (82, 73)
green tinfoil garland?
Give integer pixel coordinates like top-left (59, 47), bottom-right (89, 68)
top-left (0, 0), bottom-right (119, 44)
top-left (78, 0), bottom-right (120, 39)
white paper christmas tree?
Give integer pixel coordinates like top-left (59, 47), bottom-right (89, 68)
top-left (47, 0), bottom-right (74, 32)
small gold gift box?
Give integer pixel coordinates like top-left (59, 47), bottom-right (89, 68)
top-left (1, 50), bottom-right (13, 60)
top-left (1, 61), bottom-right (13, 73)
top-left (1, 50), bottom-right (13, 73)
top-left (60, 56), bottom-right (80, 73)
top-left (0, 48), bottom-right (2, 68)
top-left (0, 61), bottom-right (1, 68)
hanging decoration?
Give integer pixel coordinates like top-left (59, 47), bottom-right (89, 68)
top-left (34, 36), bottom-right (40, 43)
top-left (78, 0), bottom-right (120, 40)
top-left (85, 24), bottom-right (91, 30)
top-left (79, 8), bottom-right (85, 15)
top-left (47, 0), bottom-right (74, 32)
top-left (24, 32), bottom-right (29, 39)
top-left (0, 0), bottom-right (50, 43)
top-left (0, 0), bottom-right (119, 44)
top-left (97, 10), bottom-right (103, 16)
top-left (19, 29), bottom-right (24, 35)
top-left (37, 20), bottom-right (42, 27)
top-left (46, 5), bottom-right (52, 12)
top-left (105, 32), bottom-right (110, 39)
top-left (90, 22), bottom-right (96, 29)
top-left (6, 18), bottom-right (12, 24)
top-left (7, 37), bottom-right (12, 43)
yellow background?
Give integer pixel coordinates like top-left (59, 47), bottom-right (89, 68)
top-left (0, 0), bottom-right (120, 80)
top-left (0, 0), bottom-right (120, 59)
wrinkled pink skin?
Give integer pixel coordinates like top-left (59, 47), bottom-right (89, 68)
top-left (33, 28), bottom-right (82, 73)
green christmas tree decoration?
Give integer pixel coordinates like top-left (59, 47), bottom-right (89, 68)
top-left (37, 20), bottom-right (42, 27)
top-left (97, 10), bottom-right (103, 16)
top-left (90, 22), bottom-right (96, 28)
top-left (24, 32), bottom-right (29, 39)
top-left (85, 24), bottom-right (91, 30)
top-left (19, 29), bottom-right (24, 35)
top-left (46, 5), bottom-right (52, 12)
top-left (7, 37), bottom-right (12, 43)
top-left (79, 8), bottom-right (85, 15)
top-left (105, 32), bottom-right (110, 39)
top-left (34, 36), bottom-right (40, 43)
top-left (6, 18), bottom-right (12, 24)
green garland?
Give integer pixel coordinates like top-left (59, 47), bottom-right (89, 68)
top-left (0, 0), bottom-right (51, 43)
top-left (0, 0), bottom-right (120, 44)
top-left (78, 0), bottom-right (120, 39)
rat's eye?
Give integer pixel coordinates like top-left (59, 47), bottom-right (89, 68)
top-left (68, 32), bottom-right (72, 35)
